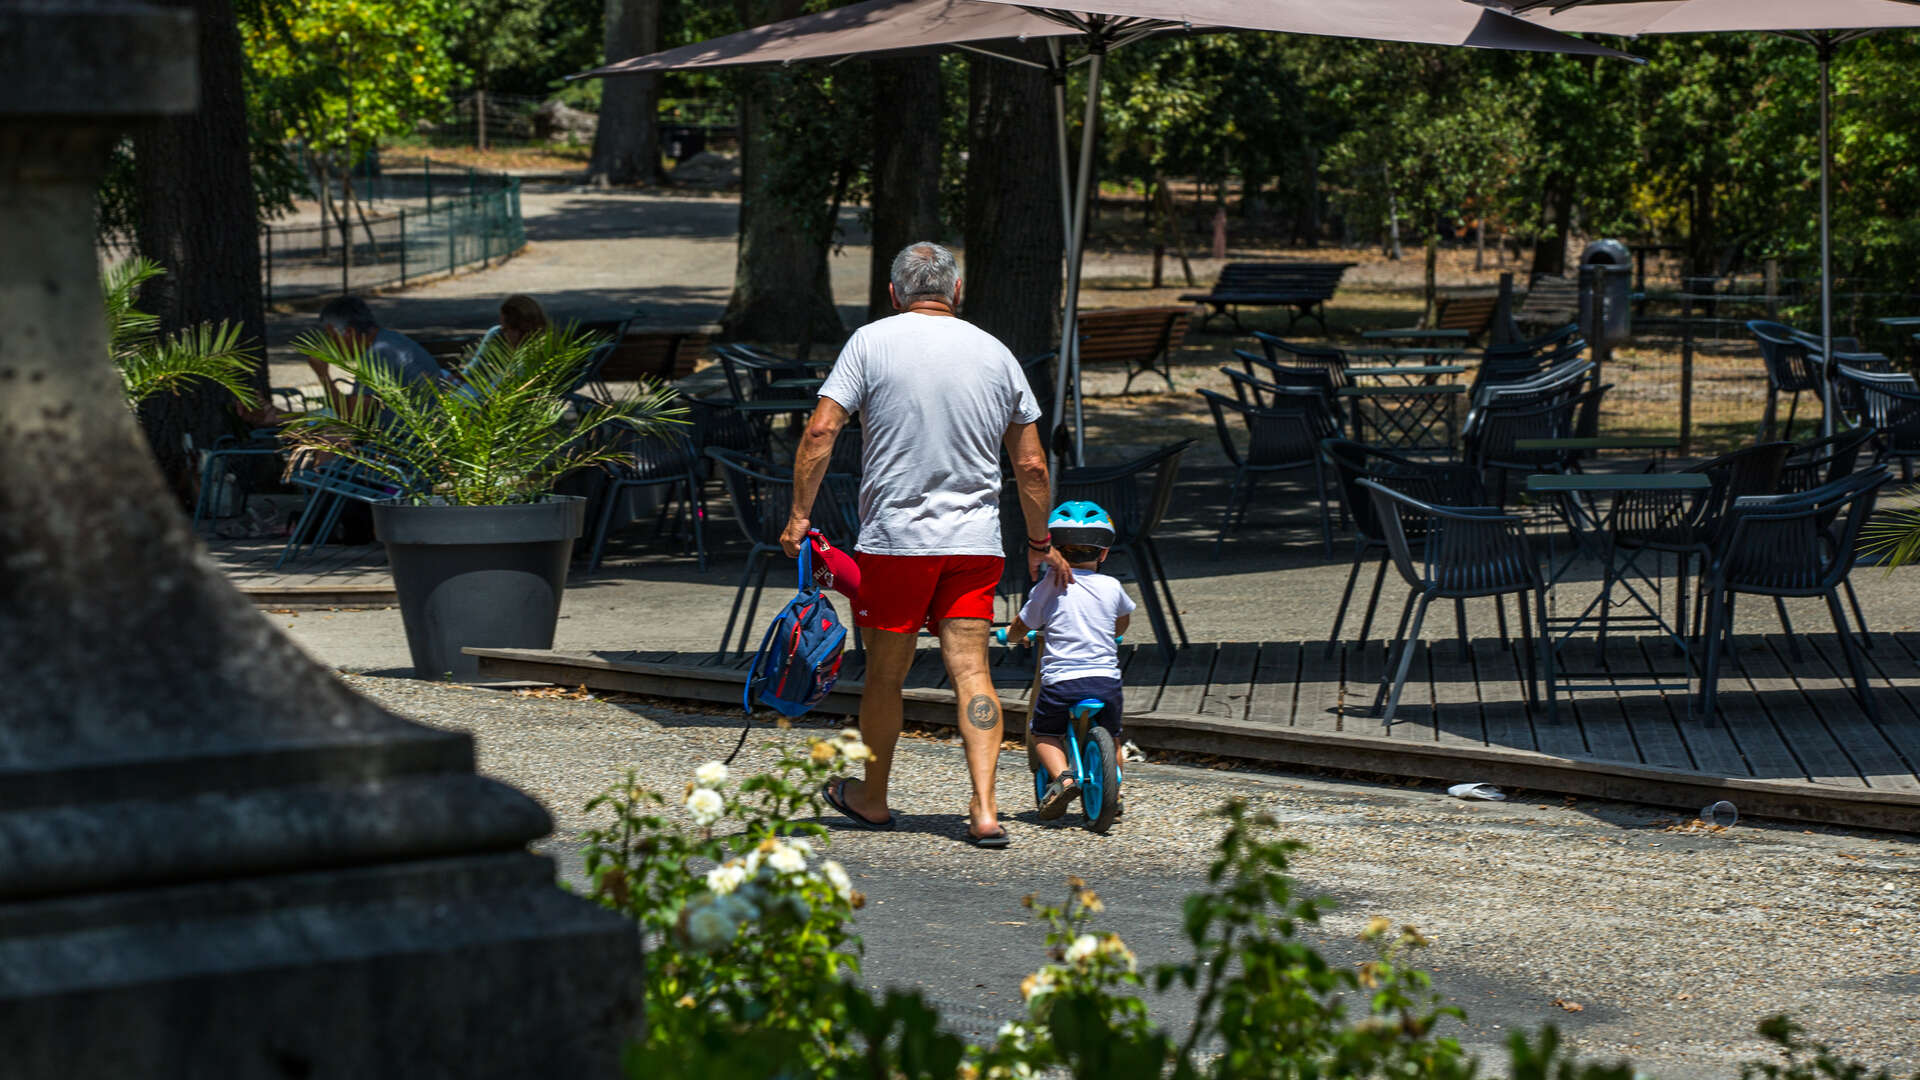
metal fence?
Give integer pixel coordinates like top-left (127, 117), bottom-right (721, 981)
top-left (1549, 267), bottom-right (1918, 454)
top-left (261, 157), bottom-right (525, 303)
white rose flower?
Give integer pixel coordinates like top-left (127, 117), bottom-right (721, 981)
top-left (841, 740), bottom-right (874, 763)
top-left (685, 787), bottom-right (724, 826)
top-left (838, 727), bottom-right (861, 742)
top-left (745, 847), bottom-right (764, 875)
top-left (787, 836), bottom-right (814, 857)
top-left (694, 761), bottom-right (729, 788)
top-left (685, 903), bottom-right (736, 949)
top-left (821, 859), bottom-right (854, 900)
top-left (767, 842), bottom-right (807, 875)
top-left (705, 861), bottom-right (748, 896)
top-left (1064, 933), bottom-right (1099, 966)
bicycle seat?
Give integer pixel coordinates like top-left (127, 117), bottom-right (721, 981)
top-left (1069, 699), bottom-right (1105, 723)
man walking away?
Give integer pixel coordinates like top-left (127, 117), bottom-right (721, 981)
top-left (782, 241), bottom-right (1069, 848)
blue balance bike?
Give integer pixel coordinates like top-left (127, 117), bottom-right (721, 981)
top-left (995, 628), bottom-right (1123, 834)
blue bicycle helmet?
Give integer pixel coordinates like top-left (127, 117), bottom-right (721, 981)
top-left (1047, 500), bottom-right (1115, 550)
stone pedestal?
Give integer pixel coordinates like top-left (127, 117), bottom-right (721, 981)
top-left (0, 7), bottom-right (639, 1075)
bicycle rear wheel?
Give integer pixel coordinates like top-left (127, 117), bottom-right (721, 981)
top-left (1081, 726), bottom-right (1121, 834)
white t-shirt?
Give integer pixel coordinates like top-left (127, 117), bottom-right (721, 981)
top-left (1018, 569), bottom-right (1136, 685)
top-left (818, 312), bottom-right (1041, 556)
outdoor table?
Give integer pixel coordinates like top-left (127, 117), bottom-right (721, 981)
top-left (1876, 317), bottom-right (1920, 365)
top-left (1344, 345), bottom-right (1469, 361)
top-left (1362, 327), bottom-right (1471, 340)
top-left (1338, 383), bottom-right (1464, 457)
top-left (1515, 435), bottom-right (1681, 468)
top-left (1344, 363), bottom-right (1467, 387)
top-left (726, 399), bottom-right (818, 416)
top-left (765, 376), bottom-right (825, 392)
top-left (1525, 471), bottom-right (1713, 709)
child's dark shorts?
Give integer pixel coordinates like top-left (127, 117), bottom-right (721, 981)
top-left (1030, 676), bottom-right (1123, 738)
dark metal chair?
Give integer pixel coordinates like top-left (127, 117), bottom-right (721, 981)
top-left (686, 394), bottom-right (773, 461)
top-left (276, 458), bottom-right (394, 568)
top-left (1698, 467), bottom-right (1891, 724)
top-left (1466, 385), bottom-right (1607, 507)
top-left (1057, 439), bottom-right (1196, 659)
top-left (706, 448), bottom-right (799, 658)
top-left (585, 429), bottom-right (707, 572)
top-left (191, 432), bottom-right (284, 530)
top-left (1252, 331), bottom-right (1347, 383)
top-left (1199, 388), bottom-right (1337, 557)
top-left (706, 447), bottom-right (859, 656)
top-left (1321, 439), bottom-right (1488, 658)
top-left (1782, 427), bottom-right (1872, 493)
top-left (1608, 441), bottom-right (1794, 650)
top-left (1482, 322), bottom-right (1580, 362)
top-left (1360, 478), bottom-right (1547, 724)
top-left (1747, 320), bottom-right (1826, 441)
top-left (1835, 364), bottom-right (1920, 481)
top-left (1228, 356), bottom-right (1345, 420)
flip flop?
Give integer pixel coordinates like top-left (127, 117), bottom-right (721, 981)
top-left (967, 824), bottom-right (1011, 849)
top-left (822, 778), bottom-right (894, 831)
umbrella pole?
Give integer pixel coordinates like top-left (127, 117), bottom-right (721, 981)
top-left (1048, 41), bottom-right (1076, 482)
top-left (1061, 48), bottom-right (1103, 467)
top-left (1819, 34), bottom-right (1835, 437)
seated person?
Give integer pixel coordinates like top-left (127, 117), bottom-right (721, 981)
top-left (310, 295), bottom-right (446, 415)
top-left (475, 293), bottom-right (548, 357)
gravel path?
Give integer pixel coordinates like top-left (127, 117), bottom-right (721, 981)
top-left (347, 674), bottom-right (1920, 1078)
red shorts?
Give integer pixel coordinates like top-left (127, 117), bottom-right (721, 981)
top-left (852, 553), bottom-right (1002, 634)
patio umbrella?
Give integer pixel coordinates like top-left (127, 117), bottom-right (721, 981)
top-left (577, 0), bottom-right (1634, 463)
top-left (1501, 0), bottom-right (1920, 436)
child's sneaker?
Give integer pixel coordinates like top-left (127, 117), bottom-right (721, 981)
top-left (1037, 775), bottom-right (1081, 820)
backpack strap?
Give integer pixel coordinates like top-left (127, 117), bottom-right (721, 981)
top-left (796, 539), bottom-right (813, 593)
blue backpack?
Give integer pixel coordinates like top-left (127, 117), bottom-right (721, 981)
top-left (742, 542), bottom-right (849, 720)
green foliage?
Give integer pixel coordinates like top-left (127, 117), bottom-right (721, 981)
top-left (1741, 1016), bottom-right (1920, 1080)
top-left (103, 258), bottom-right (258, 411)
top-left (585, 755), bottom-right (1909, 1080)
top-left (285, 324), bottom-right (682, 506)
top-left (242, 0), bottom-right (465, 159)
top-left (584, 732), bottom-right (873, 1072)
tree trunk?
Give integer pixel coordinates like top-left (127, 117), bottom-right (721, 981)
top-left (962, 52), bottom-right (1063, 359)
top-left (587, 0), bottom-right (662, 186)
top-left (1531, 174), bottom-right (1572, 277)
top-left (722, 67), bottom-right (844, 347)
top-left (1293, 138), bottom-right (1319, 247)
top-left (131, 0), bottom-right (266, 506)
top-left (866, 57), bottom-right (943, 323)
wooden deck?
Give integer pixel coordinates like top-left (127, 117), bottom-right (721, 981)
top-left (470, 633), bottom-right (1920, 833)
top-left (206, 537), bottom-right (395, 607)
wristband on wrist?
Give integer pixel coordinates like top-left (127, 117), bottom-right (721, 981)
top-left (1026, 536), bottom-right (1052, 552)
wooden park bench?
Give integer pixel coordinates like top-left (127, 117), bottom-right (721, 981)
top-left (582, 328), bottom-right (711, 400)
top-left (1076, 306), bottom-right (1191, 393)
top-left (1364, 291), bottom-right (1501, 344)
top-left (1180, 261), bottom-right (1355, 333)
top-left (1516, 273), bottom-right (1580, 331)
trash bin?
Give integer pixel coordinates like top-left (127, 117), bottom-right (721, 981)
top-left (1579, 239), bottom-right (1633, 348)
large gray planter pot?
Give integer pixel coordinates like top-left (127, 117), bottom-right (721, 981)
top-left (373, 497), bottom-right (586, 680)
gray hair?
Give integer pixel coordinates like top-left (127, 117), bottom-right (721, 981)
top-left (319, 295), bottom-right (380, 336)
top-left (890, 242), bottom-right (959, 305)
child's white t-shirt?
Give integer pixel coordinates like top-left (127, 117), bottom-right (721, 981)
top-left (1018, 568), bottom-right (1136, 685)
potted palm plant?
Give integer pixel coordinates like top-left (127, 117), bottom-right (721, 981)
top-left (288, 324), bottom-right (683, 680)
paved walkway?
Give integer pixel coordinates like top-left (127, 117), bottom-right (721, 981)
top-left (347, 674), bottom-right (1920, 1079)
top-left (264, 185), bottom-right (876, 383)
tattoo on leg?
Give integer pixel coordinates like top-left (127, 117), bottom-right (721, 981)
top-left (965, 694), bottom-right (998, 730)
